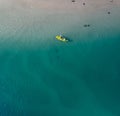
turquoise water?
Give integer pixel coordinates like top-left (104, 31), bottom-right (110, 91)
top-left (0, 5), bottom-right (120, 116)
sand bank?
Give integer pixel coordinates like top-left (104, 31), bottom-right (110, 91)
top-left (0, 0), bottom-right (120, 48)
top-left (0, 0), bottom-right (120, 12)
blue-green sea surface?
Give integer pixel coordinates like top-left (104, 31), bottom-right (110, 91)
top-left (0, 5), bottom-right (120, 116)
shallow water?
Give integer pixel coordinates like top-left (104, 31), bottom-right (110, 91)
top-left (0, 1), bottom-right (120, 116)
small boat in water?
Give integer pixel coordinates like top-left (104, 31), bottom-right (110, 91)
top-left (56, 35), bottom-right (69, 42)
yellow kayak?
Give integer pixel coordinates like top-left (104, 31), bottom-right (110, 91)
top-left (56, 35), bottom-right (69, 42)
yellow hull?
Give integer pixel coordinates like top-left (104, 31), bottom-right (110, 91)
top-left (56, 35), bottom-right (68, 42)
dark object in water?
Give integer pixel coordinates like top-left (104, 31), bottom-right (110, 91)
top-left (83, 3), bottom-right (85, 5)
top-left (84, 24), bottom-right (87, 27)
top-left (110, 0), bottom-right (113, 2)
top-left (87, 24), bottom-right (90, 27)
top-left (84, 24), bottom-right (90, 27)
top-left (72, 0), bottom-right (75, 2)
top-left (108, 11), bottom-right (111, 14)
top-left (55, 48), bottom-right (59, 53)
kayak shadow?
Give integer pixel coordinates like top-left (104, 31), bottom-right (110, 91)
top-left (67, 38), bottom-right (73, 42)
top-left (62, 35), bottom-right (73, 42)
top-left (65, 37), bottom-right (73, 42)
